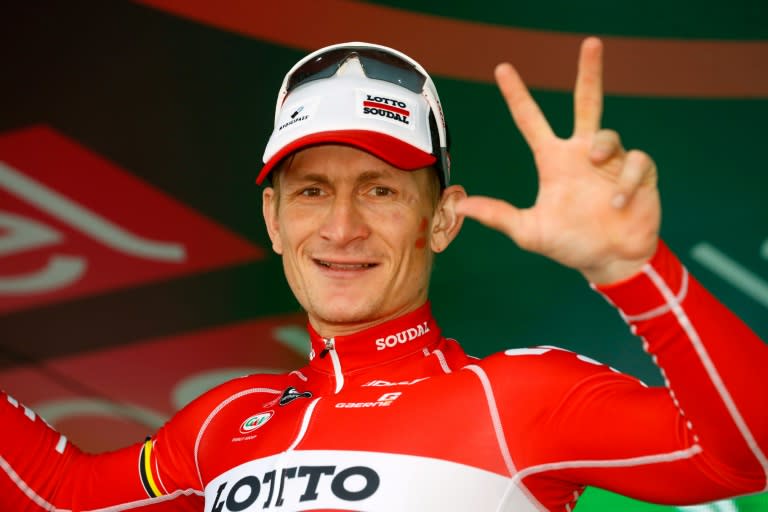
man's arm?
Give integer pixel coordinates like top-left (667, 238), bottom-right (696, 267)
top-left (457, 37), bottom-right (767, 501)
top-left (500, 242), bottom-right (767, 502)
top-left (579, 240), bottom-right (766, 498)
top-left (483, 245), bottom-right (767, 504)
top-left (0, 390), bottom-right (204, 510)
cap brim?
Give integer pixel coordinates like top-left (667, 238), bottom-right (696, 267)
top-left (256, 130), bottom-right (437, 185)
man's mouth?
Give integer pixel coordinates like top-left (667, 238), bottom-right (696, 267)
top-left (314, 260), bottom-right (378, 270)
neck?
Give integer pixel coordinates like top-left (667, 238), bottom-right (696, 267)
top-left (307, 300), bottom-right (429, 339)
top-left (306, 301), bottom-right (440, 373)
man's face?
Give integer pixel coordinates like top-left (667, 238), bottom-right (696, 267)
top-left (262, 145), bottom-right (450, 335)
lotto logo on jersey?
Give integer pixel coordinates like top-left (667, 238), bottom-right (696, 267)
top-left (204, 451), bottom-right (522, 510)
top-left (208, 464), bottom-right (380, 511)
top-left (239, 411), bottom-right (273, 434)
top-left (0, 125), bottom-right (262, 313)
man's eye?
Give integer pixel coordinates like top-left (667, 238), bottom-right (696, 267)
top-left (300, 187), bottom-right (323, 197)
top-left (369, 186), bottom-right (394, 197)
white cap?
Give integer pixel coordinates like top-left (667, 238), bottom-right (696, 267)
top-left (257, 46), bottom-right (447, 185)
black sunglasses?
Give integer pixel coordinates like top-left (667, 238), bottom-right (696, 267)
top-left (286, 47), bottom-right (427, 95)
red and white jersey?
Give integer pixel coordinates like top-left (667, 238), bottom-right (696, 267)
top-left (1, 241), bottom-right (767, 511)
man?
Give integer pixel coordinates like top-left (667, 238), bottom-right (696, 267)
top-left (1, 38), bottom-right (766, 511)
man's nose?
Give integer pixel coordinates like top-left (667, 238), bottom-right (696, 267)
top-left (318, 196), bottom-right (371, 245)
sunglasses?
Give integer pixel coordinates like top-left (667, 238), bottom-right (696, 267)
top-left (285, 47), bottom-right (427, 95)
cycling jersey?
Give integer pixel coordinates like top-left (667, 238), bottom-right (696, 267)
top-left (1, 241), bottom-right (766, 511)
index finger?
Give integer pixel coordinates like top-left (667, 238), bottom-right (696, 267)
top-left (573, 37), bottom-right (604, 137)
top-left (495, 62), bottom-right (554, 152)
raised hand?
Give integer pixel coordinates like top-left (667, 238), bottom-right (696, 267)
top-left (455, 38), bottom-right (660, 284)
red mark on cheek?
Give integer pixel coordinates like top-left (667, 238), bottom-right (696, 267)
top-left (415, 217), bottom-right (428, 249)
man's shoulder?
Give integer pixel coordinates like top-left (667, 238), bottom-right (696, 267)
top-left (181, 370), bottom-right (295, 413)
top-left (474, 345), bottom-right (620, 386)
top-left (157, 370), bottom-right (298, 446)
top-left (464, 346), bottom-right (641, 415)
top-left (479, 344), bottom-right (592, 365)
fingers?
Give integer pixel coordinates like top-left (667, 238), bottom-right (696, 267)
top-left (590, 129), bottom-right (622, 163)
top-left (612, 150), bottom-right (657, 209)
top-left (496, 36), bottom-right (603, 151)
top-left (495, 62), bottom-right (554, 152)
top-left (573, 37), bottom-right (604, 138)
top-left (455, 195), bottom-right (523, 241)
top-left (590, 130), bottom-right (655, 209)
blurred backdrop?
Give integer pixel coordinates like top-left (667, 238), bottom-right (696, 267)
top-left (1, 1), bottom-right (766, 510)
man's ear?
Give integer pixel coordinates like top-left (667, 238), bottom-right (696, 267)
top-left (430, 184), bottom-right (467, 253)
top-left (262, 187), bottom-right (283, 255)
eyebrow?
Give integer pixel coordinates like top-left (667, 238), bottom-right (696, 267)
top-left (355, 170), bottom-right (392, 183)
top-left (295, 173), bottom-right (331, 185)
top-left (293, 169), bottom-right (395, 185)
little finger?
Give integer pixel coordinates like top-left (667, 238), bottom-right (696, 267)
top-left (612, 150), bottom-right (656, 209)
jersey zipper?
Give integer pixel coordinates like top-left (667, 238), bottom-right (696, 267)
top-left (322, 337), bottom-right (344, 394)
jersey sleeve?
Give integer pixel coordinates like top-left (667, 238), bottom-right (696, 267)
top-left (0, 383), bottom-right (221, 510)
top-left (490, 241), bottom-right (768, 505)
top-left (588, 240), bottom-right (768, 497)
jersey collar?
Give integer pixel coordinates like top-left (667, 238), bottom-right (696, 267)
top-left (306, 302), bottom-right (441, 374)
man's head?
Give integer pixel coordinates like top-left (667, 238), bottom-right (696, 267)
top-left (260, 43), bottom-right (466, 336)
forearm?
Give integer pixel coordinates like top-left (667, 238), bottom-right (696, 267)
top-left (0, 391), bottom-right (153, 510)
top-left (596, 241), bottom-right (768, 488)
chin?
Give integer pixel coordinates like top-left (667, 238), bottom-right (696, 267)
top-left (311, 297), bottom-right (380, 325)
top-left (320, 306), bottom-right (376, 325)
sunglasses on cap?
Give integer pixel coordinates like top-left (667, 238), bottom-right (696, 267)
top-left (285, 47), bottom-right (427, 94)
top-left (274, 42), bottom-right (451, 186)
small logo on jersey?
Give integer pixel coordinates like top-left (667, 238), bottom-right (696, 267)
top-left (362, 377), bottom-right (428, 387)
top-left (239, 411), bottom-right (273, 434)
top-left (279, 386), bottom-right (313, 406)
top-left (336, 392), bottom-right (402, 409)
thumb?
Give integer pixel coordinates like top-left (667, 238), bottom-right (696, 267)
top-left (455, 196), bottom-right (525, 242)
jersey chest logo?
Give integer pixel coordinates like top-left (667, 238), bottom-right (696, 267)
top-left (239, 411), bottom-right (274, 434)
top-left (279, 387), bottom-right (313, 406)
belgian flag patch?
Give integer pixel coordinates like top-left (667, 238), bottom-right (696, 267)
top-left (138, 438), bottom-right (163, 498)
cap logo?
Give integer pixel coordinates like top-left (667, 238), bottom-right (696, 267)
top-left (276, 98), bottom-right (319, 133)
top-left (362, 94), bottom-right (410, 125)
top-left (278, 107), bottom-right (309, 131)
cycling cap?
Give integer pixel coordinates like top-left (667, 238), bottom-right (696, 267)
top-left (257, 42), bottom-right (450, 187)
